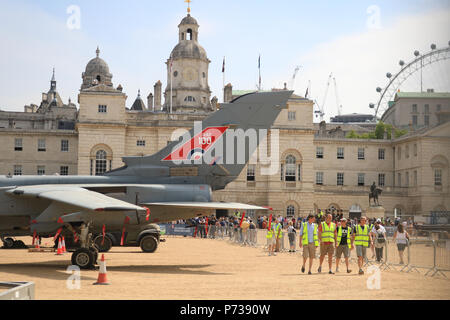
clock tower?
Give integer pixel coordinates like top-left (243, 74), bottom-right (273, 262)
top-left (163, 12), bottom-right (212, 113)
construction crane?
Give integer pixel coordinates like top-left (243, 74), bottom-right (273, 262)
top-left (289, 66), bottom-right (301, 90)
top-left (333, 76), bottom-right (343, 116)
top-left (314, 73), bottom-right (333, 121)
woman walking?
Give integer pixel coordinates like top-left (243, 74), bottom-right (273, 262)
top-left (287, 221), bottom-right (296, 252)
top-left (393, 223), bottom-right (409, 264)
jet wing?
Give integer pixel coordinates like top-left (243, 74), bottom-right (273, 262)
top-left (141, 202), bottom-right (267, 211)
top-left (7, 185), bottom-right (144, 212)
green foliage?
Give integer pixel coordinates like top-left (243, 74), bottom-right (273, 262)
top-left (346, 130), bottom-right (359, 139)
top-left (345, 121), bottom-right (407, 140)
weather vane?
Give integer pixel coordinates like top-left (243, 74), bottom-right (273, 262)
top-left (185, 0), bottom-right (192, 14)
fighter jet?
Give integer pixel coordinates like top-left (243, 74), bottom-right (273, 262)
top-left (0, 90), bottom-right (292, 268)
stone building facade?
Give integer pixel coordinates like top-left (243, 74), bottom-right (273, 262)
top-left (1, 13), bottom-right (449, 221)
top-left (381, 91), bottom-right (450, 129)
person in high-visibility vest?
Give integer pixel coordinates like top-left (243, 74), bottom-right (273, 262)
top-left (335, 218), bottom-right (353, 273)
top-left (351, 216), bottom-right (374, 275)
top-left (318, 213), bottom-right (337, 274)
top-left (275, 216), bottom-right (283, 252)
top-left (266, 222), bottom-right (277, 256)
top-left (299, 214), bottom-right (319, 275)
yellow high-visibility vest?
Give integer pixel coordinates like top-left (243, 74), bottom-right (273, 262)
top-left (354, 225), bottom-right (369, 247)
top-left (275, 223), bottom-right (283, 238)
top-left (302, 223), bottom-right (319, 247)
top-left (337, 226), bottom-right (351, 248)
top-left (321, 222), bottom-right (336, 243)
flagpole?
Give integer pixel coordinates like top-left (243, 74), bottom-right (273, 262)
top-left (222, 57), bottom-right (225, 102)
top-left (258, 54), bottom-right (261, 91)
top-left (170, 59), bottom-right (173, 114)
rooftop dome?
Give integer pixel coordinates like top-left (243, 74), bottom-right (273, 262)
top-left (81, 47), bottom-right (113, 90)
top-left (85, 47), bottom-right (111, 77)
top-left (170, 41), bottom-right (207, 60)
top-left (179, 14), bottom-right (198, 26)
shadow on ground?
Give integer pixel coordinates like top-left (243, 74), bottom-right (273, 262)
top-left (0, 261), bottom-right (231, 280)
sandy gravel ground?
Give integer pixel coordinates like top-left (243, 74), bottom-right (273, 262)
top-left (0, 236), bottom-right (449, 300)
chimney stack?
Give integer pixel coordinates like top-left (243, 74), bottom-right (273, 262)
top-left (154, 81), bottom-right (162, 111)
top-left (147, 93), bottom-right (154, 111)
top-left (224, 83), bottom-right (233, 103)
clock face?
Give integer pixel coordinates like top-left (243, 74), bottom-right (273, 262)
top-left (182, 68), bottom-right (197, 81)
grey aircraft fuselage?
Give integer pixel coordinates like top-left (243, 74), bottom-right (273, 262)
top-left (0, 90), bottom-right (293, 240)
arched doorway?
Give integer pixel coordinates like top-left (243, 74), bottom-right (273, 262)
top-left (349, 204), bottom-right (362, 219)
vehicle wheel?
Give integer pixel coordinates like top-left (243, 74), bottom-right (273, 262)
top-left (93, 235), bottom-right (112, 253)
top-left (13, 240), bottom-right (27, 249)
top-left (71, 248), bottom-right (95, 269)
top-left (3, 238), bottom-right (14, 249)
top-left (140, 235), bottom-right (158, 253)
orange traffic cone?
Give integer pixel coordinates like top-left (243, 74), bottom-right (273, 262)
top-left (94, 254), bottom-right (110, 285)
top-left (56, 238), bottom-right (63, 255)
top-left (62, 237), bottom-right (66, 253)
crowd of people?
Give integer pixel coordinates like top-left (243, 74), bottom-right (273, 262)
top-left (170, 209), bottom-right (412, 275)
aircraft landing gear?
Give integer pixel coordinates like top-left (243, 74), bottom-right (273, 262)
top-left (70, 222), bottom-right (98, 269)
top-left (71, 247), bottom-right (98, 269)
top-left (1, 237), bottom-right (14, 249)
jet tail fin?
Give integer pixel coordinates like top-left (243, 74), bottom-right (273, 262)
top-left (110, 90), bottom-right (292, 189)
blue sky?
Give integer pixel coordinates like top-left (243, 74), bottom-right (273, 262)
top-left (1, 0), bottom-right (449, 120)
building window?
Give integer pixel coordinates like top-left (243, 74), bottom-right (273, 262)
top-left (378, 148), bottom-right (385, 160)
top-left (378, 173), bottom-right (385, 187)
top-left (437, 104), bottom-right (441, 112)
top-left (316, 172), bottom-right (323, 185)
top-left (337, 147), bottom-right (344, 159)
top-left (424, 115), bottom-right (429, 126)
top-left (424, 104), bottom-right (429, 114)
top-left (414, 170), bottom-right (417, 186)
top-left (285, 155), bottom-right (296, 181)
top-left (412, 104), bottom-right (417, 113)
top-left (60, 166), bottom-right (69, 176)
top-left (98, 105), bottom-right (107, 113)
top-left (337, 172), bottom-right (344, 186)
top-left (95, 150), bottom-right (107, 176)
top-left (316, 147), bottom-right (324, 159)
top-left (406, 172), bottom-right (409, 187)
top-left (397, 146), bottom-right (401, 160)
top-left (358, 173), bottom-right (365, 186)
top-left (61, 140), bottom-right (69, 152)
top-left (406, 145), bottom-right (409, 158)
top-left (412, 115), bottom-right (418, 126)
top-left (414, 144), bottom-right (417, 156)
top-left (14, 165), bottom-right (22, 176)
top-left (14, 138), bottom-right (23, 151)
top-left (37, 166), bottom-right (45, 176)
top-left (286, 205), bottom-right (295, 217)
top-left (38, 139), bottom-right (46, 152)
top-left (288, 111), bottom-right (296, 121)
top-left (184, 96), bottom-right (196, 102)
top-left (398, 173), bottom-right (402, 187)
top-left (358, 148), bottom-right (365, 160)
top-left (435, 169), bottom-right (442, 186)
top-left (247, 164), bottom-right (255, 181)
top-left (137, 140), bottom-right (146, 147)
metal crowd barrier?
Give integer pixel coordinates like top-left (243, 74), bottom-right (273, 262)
top-left (166, 224), bottom-right (450, 278)
top-left (0, 282), bottom-right (35, 300)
